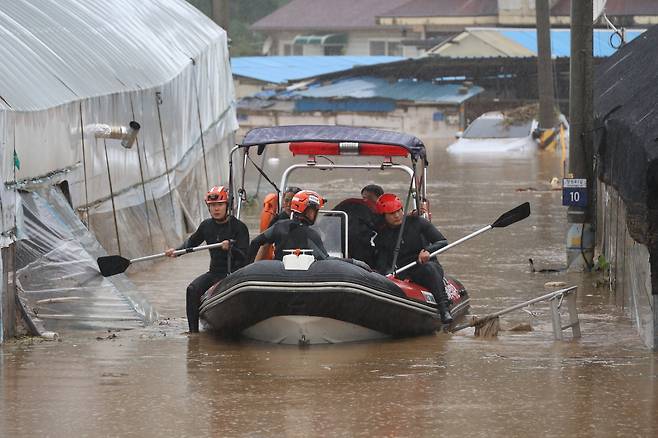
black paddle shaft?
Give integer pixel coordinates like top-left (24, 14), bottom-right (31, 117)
top-left (395, 202), bottom-right (531, 275)
top-left (97, 241), bottom-right (228, 277)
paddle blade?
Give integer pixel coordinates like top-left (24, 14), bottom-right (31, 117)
top-left (491, 202), bottom-right (531, 228)
top-left (97, 255), bottom-right (131, 277)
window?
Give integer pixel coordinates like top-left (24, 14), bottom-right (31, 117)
top-left (324, 45), bottom-right (344, 56)
top-left (369, 41), bottom-right (386, 56)
top-left (369, 41), bottom-right (401, 56)
top-left (283, 44), bottom-right (303, 55)
top-left (463, 118), bottom-right (535, 139)
top-left (387, 42), bottom-right (402, 56)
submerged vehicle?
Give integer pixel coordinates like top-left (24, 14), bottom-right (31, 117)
top-left (447, 111), bottom-right (540, 155)
top-left (199, 125), bottom-right (471, 344)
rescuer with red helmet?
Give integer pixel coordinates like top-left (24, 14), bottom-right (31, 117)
top-left (248, 189), bottom-right (330, 262)
top-left (289, 190), bottom-right (324, 222)
top-left (165, 186), bottom-right (249, 333)
top-left (373, 193), bottom-right (453, 324)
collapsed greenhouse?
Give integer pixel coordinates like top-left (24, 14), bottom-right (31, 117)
top-left (0, 0), bottom-right (237, 341)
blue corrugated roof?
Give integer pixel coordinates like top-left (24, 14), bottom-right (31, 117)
top-left (294, 76), bottom-right (483, 104)
top-left (498, 28), bottom-right (645, 57)
top-left (295, 99), bottom-right (397, 113)
top-left (231, 56), bottom-right (404, 84)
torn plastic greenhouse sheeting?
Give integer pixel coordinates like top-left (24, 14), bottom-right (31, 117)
top-left (15, 188), bottom-right (157, 334)
top-left (594, 25), bottom-right (658, 246)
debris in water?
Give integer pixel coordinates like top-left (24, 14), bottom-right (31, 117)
top-left (41, 331), bottom-right (59, 341)
top-left (507, 323), bottom-right (533, 332)
top-left (529, 258), bottom-right (562, 273)
top-left (473, 316), bottom-right (500, 338)
top-left (545, 281), bottom-right (568, 288)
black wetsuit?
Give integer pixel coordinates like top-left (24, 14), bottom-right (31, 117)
top-left (177, 216), bottom-right (249, 332)
top-left (374, 216), bottom-right (451, 310)
top-left (249, 218), bottom-right (329, 262)
top-left (268, 210), bottom-right (291, 228)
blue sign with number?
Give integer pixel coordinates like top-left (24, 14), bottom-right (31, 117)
top-left (562, 178), bottom-right (588, 207)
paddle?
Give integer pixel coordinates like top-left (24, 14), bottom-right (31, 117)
top-left (395, 202), bottom-right (530, 275)
top-left (97, 242), bottom-right (227, 277)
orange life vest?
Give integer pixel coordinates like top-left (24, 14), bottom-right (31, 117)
top-left (258, 193), bottom-right (278, 260)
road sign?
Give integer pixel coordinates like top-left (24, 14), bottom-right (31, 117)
top-left (562, 178), bottom-right (587, 207)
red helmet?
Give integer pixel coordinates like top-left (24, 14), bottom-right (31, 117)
top-left (290, 190), bottom-right (325, 214)
top-left (205, 186), bottom-right (228, 204)
top-left (376, 193), bottom-right (403, 214)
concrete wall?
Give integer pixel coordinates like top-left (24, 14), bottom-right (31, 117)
top-left (234, 78), bottom-right (270, 100)
top-left (497, 0), bottom-right (565, 26)
top-left (597, 181), bottom-right (656, 350)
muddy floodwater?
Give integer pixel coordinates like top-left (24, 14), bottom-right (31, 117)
top-left (2, 144), bottom-right (657, 437)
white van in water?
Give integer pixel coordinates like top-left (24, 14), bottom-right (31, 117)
top-left (447, 111), bottom-right (539, 155)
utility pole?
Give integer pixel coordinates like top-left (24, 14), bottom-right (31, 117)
top-left (212, 0), bottom-right (230, 31)
top-left (536, 0), bottom-right (556, 129)
top-left (565, 0), bottom-right (594, 271)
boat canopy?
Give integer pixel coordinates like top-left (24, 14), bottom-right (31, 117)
top-left (239, 125), bottom-right (426, 160)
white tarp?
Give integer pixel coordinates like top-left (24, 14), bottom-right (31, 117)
top-left (0, 0), bottom-right (238, 334)
top-left (15, 187), bottom-right (158, 333)
top-left (594, 0), bottom-right (608, 21)
top-left (1, 0), bottom-right (238, 257)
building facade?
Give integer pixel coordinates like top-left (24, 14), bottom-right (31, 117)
top-left (252, 0), bottom-right (658, 57)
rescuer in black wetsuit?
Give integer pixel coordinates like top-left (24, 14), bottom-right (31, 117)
top-left (373, 193), bottom-right (453, 324)
top-left (268, 186), bottom-right (301, 228)
top-left (165, 186), bottom-right (249, 333)
top-left (360, 184), bottom-right (384, 203)
top-left (249, 190), bottom-right (330, 262)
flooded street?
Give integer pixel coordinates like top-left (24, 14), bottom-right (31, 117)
top-left (2, 145), bottom-right (657, 437)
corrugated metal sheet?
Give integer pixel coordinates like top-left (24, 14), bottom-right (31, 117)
top-left (294, 98), bottom-right (396, 113)
top-left (0, 0), bottom-right (224, 111)
top-left (432, 28), bottom-right (646, 58)
top-left (231, 56), bottom-right (404, 84)
top-left (294, 76), bottom-right (483, 104)
top-left (497, 28), bottom-right (645, 57)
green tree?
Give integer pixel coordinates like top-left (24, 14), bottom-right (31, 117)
top-left (228, 0), bottom-right (290, 56)
top-left (187, 0), bottom-right (291, 56)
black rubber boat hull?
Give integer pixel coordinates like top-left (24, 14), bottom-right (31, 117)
top-left (199, 259), bottom-right (469, 339)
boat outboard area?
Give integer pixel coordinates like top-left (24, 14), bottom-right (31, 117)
top-left (198, 125), bottom-right (529, 344)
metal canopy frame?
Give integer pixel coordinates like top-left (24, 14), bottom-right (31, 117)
top-left (228, 126), bottom-right (431, 264)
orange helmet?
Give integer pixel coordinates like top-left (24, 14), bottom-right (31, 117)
top-left (290, 190), bottom-right (325, 214)
top-left (376, 193), bottom-right (403, 214)
top-left (205, 186), bottom-right (228, 204)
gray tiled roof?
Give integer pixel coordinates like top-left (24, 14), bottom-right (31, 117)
top-left (251, 0), bottom-right (412, 31)
top-left (379, 0), bottom-right (498, 18)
